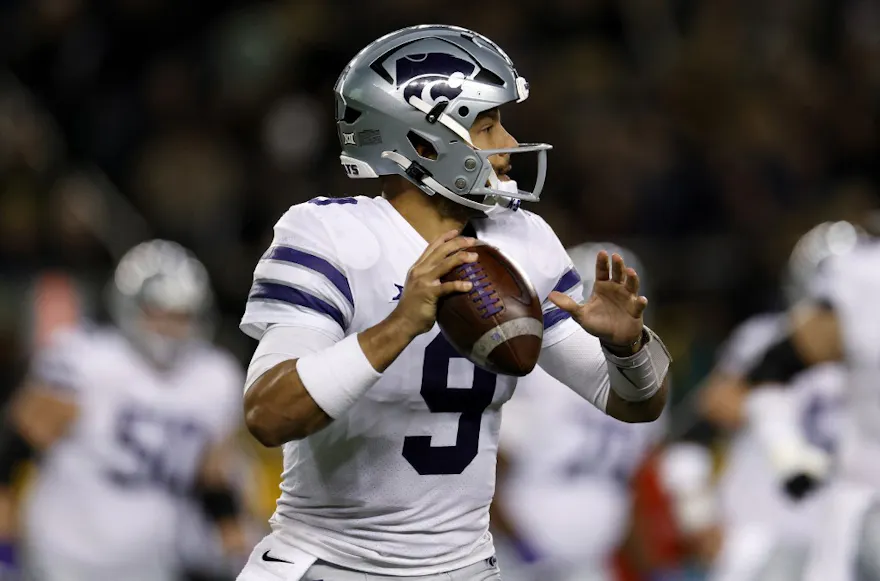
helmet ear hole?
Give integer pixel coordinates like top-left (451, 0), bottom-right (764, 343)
top-left (407, 131), bottom-right (438, 160)
top-left (343, 107), bottom-right (362, 123)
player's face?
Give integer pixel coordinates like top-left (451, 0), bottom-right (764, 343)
top-left (141, 306), bottom-right (197, 341)
top-left (469, 108), bottom-right (517, 180)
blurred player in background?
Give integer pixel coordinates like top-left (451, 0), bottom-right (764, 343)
top-left (238, 24), bottom-right (670, 581)
top-left (493, 243), bottom-right (667, 581)
top-left (736, 224), bottom-right (880, 581)
top-left (0, 240), bottom-right (249, 581)
top-left (688, 222), bottom-right (863, 581)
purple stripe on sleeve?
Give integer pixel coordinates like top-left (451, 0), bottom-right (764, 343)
top-left (552, 268), bottom-right (582, 294)
top-left (543, 308), bottom-right (572, 330)
top-left (263, 246), bottom-right (353, 306)
top-left (249, 282), bottom-right (346, 328)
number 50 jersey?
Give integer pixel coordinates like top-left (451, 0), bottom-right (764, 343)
top-left (240, 196), bottom-right (585, 576)
top-left (22, 325), bottom-right (243, 571)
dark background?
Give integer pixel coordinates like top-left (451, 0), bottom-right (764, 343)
top-left (1, 0), bottom-right (878, 424)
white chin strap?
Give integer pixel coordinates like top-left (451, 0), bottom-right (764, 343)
top-left (381, 150), bottom-right (511, 216)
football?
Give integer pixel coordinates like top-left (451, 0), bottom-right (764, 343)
top-left (437, 242), bottom-right (544, 376)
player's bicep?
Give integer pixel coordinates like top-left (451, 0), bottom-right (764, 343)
top-left (244, 324), bottom-right (339, 393)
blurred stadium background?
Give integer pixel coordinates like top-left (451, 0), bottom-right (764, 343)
top-left (1, 0), bottom-right (878, 579)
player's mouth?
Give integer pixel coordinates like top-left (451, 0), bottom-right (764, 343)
top-left (491, 165), bottom-right (513, 184)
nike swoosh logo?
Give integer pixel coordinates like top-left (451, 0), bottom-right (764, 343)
top-left (616, 365), bottom-right (641, 388)
top-left (261, 550), bottom-right (293, 564)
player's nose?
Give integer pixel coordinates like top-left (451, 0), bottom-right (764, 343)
top-left (500, 124), bottom-right (518, 149)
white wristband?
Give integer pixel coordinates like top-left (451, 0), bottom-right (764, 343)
top-left (603, 326), bottom-right (671, 402)
top-left (295, 334), bottom-right (382, 419)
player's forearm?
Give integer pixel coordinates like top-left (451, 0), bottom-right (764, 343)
top-left (0, 487), bottom-right (16, 540)
top-left (245, 315), bottom-right (418, 446)
top-left (606, 376), bottom-right (669, 423)
top-left (358, 312), bottom-right (423, 372)
top-left (244, 360), bottom-right (332, 446)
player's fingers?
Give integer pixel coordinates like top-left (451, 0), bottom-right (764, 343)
top-left (625, 267), bottom-right (640, 295)
top-left (633, 296), bottom-right (648, 317)
top-left (611, 253), bottom-right (626, 284)
top-left (549, 290), bottom-right (580, 314)
top-left (436, 280), bottom-right (474, 296)
top-left (417, 231), bottom-right (466, 265)
top-left (423, 236), bottom-right (478, 267)
top-left (428, 251), bottom-right (479, 280)
top-left (595, 251), bottom-right (611, 282)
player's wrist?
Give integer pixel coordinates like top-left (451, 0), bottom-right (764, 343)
top-left (360, 313), bottom-right (421, 373)
top-left (385, 308), bottom-right (427, 342)
top-left (601, 327), bottom-right (647, 357)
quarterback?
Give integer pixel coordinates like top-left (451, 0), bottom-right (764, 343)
top-left (238, 25), bottom-right (671, 580)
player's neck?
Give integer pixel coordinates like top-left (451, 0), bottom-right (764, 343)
top-left (383, 187), bottom-right (468, 242)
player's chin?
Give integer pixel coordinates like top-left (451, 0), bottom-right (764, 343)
top-left (435, 194), bottom-right (484, 221)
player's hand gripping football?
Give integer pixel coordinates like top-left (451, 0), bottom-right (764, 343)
top-left (392, 230), bottom-right (478, 337)
top-left (549, 251), bottom-right (648, 350)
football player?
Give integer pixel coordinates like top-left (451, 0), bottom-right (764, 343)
top-left (691, 222), bottom-right (862, 581)
top-left (0, 240), bottom-right (248, 581)
top-left (695, 312), bottom-right (844, 581)
top-left (492, 243), bottom-right (667, 581)
top-left (237, 25), bottom-right (672, 581)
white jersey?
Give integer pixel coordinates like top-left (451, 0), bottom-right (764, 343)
top-left (714, 314), bottom-right (845, 541)
top-left (240, 196), bottom-right (585, 575)
top-left (23, 325), bottom-right (242, 571)
top-left (498, 365), bottom-right (664, 568)
top-left (817, 242), bottom-right (880, 488)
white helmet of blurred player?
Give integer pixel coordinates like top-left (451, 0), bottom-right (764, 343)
top-left (566, 241), bottom-right (652, 324)
top-left (784, 221), bottom-right (867, 306)
top-left (108, 239), bottom-right (214, 367)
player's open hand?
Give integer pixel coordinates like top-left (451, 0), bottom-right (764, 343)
top-left (549, 251), bottom-right (647, 349)
top-left (392, 230), bottom-right (477, 337)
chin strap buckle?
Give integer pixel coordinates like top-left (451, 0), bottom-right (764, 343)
top-left (425, 101), bottom-right (448, 124)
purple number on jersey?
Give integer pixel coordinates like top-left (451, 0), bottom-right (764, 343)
top-left (402, 334), bottom-right (498, 475)
top-left (106, 406), bottom-right (209, 494)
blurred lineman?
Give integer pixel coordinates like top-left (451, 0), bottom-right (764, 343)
top-left (746, 224), bottom-right (880, 581)
top-left (693, 222), bottom-right (864, 581)
top-left (494, 244), bottom-right (666, 581)
top-left (0, 240), bottom-right (248, 581)
top-left (697, 312), bottom-right (844, 581)
top-left (238, 25), bottom-right (671, 581)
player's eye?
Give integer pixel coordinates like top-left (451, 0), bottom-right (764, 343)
top-left (481, 124), bottom-right (494, 134)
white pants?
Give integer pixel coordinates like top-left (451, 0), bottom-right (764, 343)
top-left (803, 481), bottom-right (879, 581)
top-left (492, 535), bottom-right (611, 581)
top-left (237, 533), bottom-right (501, 581)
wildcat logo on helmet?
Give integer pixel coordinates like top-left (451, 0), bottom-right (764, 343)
top-left (397, 54), bottom-right (477, 108)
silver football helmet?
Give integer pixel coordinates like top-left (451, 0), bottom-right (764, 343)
top-left (566, 242), bottom-right (652, 324)
top-left (784, 221), bottom-right (866, 306)
top-left (108, 239), bottom-right (214, 367)
top-left (334, 24), bottom-right (551, 216)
